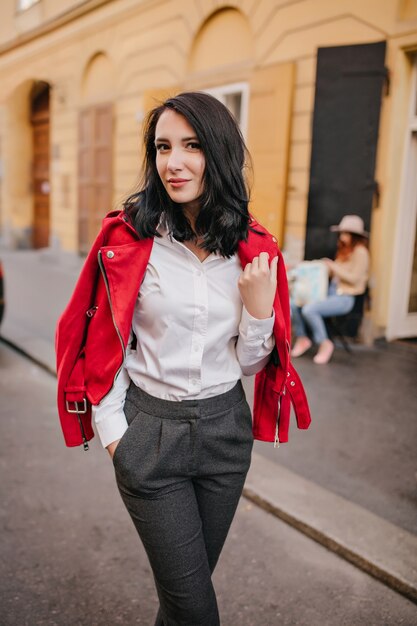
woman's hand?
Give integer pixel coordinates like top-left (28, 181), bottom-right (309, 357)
top-left (322, 257), bottom-right (335, 275)
top-left (238, 252), bottom-right (278, 319)
top-left (107, 439), bottom-right (121, 459)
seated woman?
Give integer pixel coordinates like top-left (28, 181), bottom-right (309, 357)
top-left (291, 215), bottom-right (370, 364)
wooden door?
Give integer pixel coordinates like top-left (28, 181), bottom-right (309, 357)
top-left (78, 104), bottom-right (113, 253)
top-left (31, 89), bottom-right (50, 248)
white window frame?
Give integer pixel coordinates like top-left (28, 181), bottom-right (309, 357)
top-left (386, 55), bottom-right (417, 339)
top-left (17, 0), bottom-right (40, 12)
top-left (204, 82), bottom-right (249, 139)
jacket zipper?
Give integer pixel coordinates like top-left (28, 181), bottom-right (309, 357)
top-left (98, 252), bottom-right (126, 388)
top-left (76, 413), bottom-right (90, 451)
top-left (274, 396), bottom-right (280, 448)
top-left (77, 251), bottom-right (126, 451)
top-left (274, 387), bottom-right (285, 448)
top-left (272, 251), bottom-right (282, 449)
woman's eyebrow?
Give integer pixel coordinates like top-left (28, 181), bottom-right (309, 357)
top-left (155, 136), bottom-right (199, 142)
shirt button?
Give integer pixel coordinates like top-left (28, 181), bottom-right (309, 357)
top-left (191, 379), bottom-right (198, 385)
top-left (106, 250), bottom-right (115, 259)
top-left (193, 345), bottom-right (199, 352)
top-left (195, 270), bottom-right (202, 276)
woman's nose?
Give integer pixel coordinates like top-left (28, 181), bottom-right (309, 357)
top-left (167, 148), bottom-right (183, 172)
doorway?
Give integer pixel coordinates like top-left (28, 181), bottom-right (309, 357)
top-left (78, 103), bottom-right (113, 254)
top-left (387, 56), bottom-right (417, 339)
top-left (31, 83), bottom-right (50, 248)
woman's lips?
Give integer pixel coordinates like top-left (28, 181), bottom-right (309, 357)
top-left (167, 178), bottom-right (190, 188)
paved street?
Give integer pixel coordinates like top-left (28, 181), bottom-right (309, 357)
top-left (2, 342), bottom-right (417, 625)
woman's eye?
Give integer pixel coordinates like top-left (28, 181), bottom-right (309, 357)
top-left (156, 143), bottom-right (169, 152)
top-left (186, 142), bottom-right (201, 150)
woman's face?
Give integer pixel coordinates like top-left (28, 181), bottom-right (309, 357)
top-left (339, 231), bottom-right (352, 246)
top-left (155, 109), bottom-right (205, 212)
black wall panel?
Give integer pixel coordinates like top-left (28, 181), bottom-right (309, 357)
top-left (305, 41), bottom-right (386, 259)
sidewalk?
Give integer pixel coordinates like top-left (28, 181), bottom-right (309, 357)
top-left (1, 246), bottom-right (417, 604)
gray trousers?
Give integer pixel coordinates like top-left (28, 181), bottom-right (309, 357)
top-left (112, 381), bottom-right (253, 626)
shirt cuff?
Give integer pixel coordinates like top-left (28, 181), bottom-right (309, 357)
top-left (239, 306), bottom-right (275, 340)
top-left (92, 406), bottom-right (129, 449)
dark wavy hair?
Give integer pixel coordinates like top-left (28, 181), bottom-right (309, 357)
top-left (123, 91), bottom-right (254, 257)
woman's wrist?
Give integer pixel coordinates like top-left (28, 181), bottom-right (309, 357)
top-left (243, 305), bottom-right (274, 320)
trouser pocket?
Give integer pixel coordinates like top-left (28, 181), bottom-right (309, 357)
top-left (113, 405), bottom-right (193, 498)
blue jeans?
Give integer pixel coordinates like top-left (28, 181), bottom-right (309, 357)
top-left (291, 282), bottom-right (354, 344)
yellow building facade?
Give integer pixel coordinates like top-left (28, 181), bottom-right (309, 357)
top-left (0, 0), bottom-right (416, 340)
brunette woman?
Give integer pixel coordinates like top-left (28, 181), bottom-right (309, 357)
top-left (56, 92), bottom-right (311, 626)
top-left (291, 214), bottom-right (370, 365)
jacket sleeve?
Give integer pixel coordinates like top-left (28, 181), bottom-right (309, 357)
top-left (55, 229), bottom-right (105, 448)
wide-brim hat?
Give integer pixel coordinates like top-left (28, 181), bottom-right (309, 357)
top-left (330, 215), bottom-right (369, 238)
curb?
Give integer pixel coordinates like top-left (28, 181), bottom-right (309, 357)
top-left (0, 335), bottom-right (56, 377)
top-left (243, 453), bottom-right (417, 605)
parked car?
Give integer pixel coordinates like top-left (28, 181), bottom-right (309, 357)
top-left (0, 259), bottom-right (4, 326)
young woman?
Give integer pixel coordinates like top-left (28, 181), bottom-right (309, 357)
top-left (291, 214), bottom-right (370, 365)
top-left (56, 92), bottom-right (311, 626)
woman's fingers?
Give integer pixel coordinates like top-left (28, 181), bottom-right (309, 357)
top-left (258, 252), bottom-right (269, 273)
top-left (238, 252), bottom-right (278, 319)
top-left (270, 255), bottom-right (278, 281)
top-left (243, 253), bottom-right (275, 277)
top-left (243, 260), bottom-right (252, 277)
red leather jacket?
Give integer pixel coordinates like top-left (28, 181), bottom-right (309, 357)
top-left (56, 210), bottom-right (311, 449)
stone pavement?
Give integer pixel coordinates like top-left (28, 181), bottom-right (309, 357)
top-left (1, 246), bottom-right (417, 606)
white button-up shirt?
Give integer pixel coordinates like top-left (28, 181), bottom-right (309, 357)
top-left (93, 225), bottom-right (275, 448)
